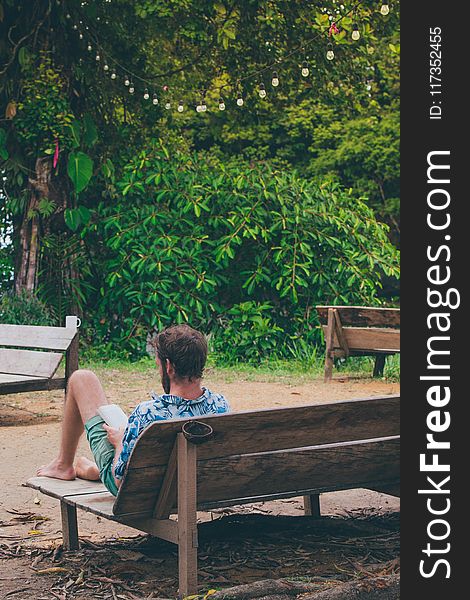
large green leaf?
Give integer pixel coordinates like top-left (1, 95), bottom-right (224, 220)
top-left (67, 151), bottom-right (93, 193)
top-left (64, 208), bottom-right (81, 231)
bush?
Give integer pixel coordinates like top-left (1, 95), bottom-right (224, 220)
top-left (83, 142), bottom-right (400, 359)
top-left (0, 289), bottom-right (56, 325)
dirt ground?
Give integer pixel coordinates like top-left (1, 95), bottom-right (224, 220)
top-left (0, 370), bottom-right (400, 599)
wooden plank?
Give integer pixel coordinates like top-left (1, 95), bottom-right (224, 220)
top-left (116, 437), bottom-right (399, 516)
top-left (177, 433), bottom-right (198, 598)
top-left (25, 476), bottom-right (107, 499)
top-left (196, 437), bottom-right (400, 505)
top-left (125, 395), bottom-right (400, 468)
top-left (322, 326), bottom-right (400, 352)
top-left (0, 373), bottom-right (44, 383)
top-left (153, 440), bottom-right (178, 520)
top-left (0, 323), bottom-right (77, 351)
top-left (334, 311), bottom-right (349, 357)
top-left (316, 306), bottom-right (400, 327)
top-left (0, 377), bottom-right (66, 395)
top-left (125, 516), bottom-right (179, 543)
top-left (0, 348), bottom-right (63, 378)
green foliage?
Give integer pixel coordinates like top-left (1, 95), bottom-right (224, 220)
top-left (67, 151), bottom-right (94, 194)
top-left (84, 143), bottom-right (399, 359)
top-left (14, 54), bottom-right (74, 154)
top-left (0, 289), bottom-right (56, 325)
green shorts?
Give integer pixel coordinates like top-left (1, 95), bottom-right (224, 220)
top-left (84, 415), bottom-right (119, 496)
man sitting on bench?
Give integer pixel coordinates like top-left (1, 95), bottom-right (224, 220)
top-left (37, 324), bottom-right (230, 495)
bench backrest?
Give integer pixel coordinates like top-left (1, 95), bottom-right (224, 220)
top-left (0, 318), bottom-right (79, 380)
top-left (113, 395), bottom-right (400, 517)
top-left (316, 306), bottom-right (400, 353)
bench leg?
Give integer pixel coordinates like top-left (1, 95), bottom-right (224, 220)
top-left (373, 354), bottom-right (386, 378)
top-left (177, 434), bottom-right (198, 598)
top-left (60, 501), bottom-right (79, 550)
top-left (303, 494), bottom-right (321, 517)
top-left (324, 355), bottom-right (334, 382)
top-left (324, 309), bottom-right (335, 382)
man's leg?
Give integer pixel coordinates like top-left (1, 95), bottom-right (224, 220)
top-left (37, 370), bottom-right (109, 480)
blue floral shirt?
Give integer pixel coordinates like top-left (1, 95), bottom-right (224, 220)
top-left (114, 387), bottom-right (230, 479)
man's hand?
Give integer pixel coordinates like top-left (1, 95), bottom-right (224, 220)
top-left (102, 424), bottom-right (125, 448)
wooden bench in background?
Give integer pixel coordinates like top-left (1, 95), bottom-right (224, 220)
top-left (0, 315), bottom-right (80, 396)
top-left (317, 306), bottom-right (400, 382)
top-left (27, 394), bottom-right (400, 598)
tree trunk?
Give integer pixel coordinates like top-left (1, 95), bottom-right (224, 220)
top-left (14, 157), bottom-right (51, 294)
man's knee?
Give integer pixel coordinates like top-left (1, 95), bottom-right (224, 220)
top-left (68, 369), bottom-right (100, 389)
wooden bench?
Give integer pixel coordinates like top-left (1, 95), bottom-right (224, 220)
top-left (26, 394), bottom-right (400, 598)
top-left (317, 306), bottom-right (400, 382)
top-left (0, 315), bottom-right (80, 396)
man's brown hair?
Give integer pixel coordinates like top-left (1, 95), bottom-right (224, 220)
top-left (154, 324), bottom-right (208, 381)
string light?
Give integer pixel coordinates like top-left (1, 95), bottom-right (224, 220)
top-left (326, 43), bottom-right (335, 60)
top-left (380, 1), bottom-right (390, 15)
top-left (72, 0), bottom-right (390, 115)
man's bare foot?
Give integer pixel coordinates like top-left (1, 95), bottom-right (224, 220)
top-left (37, 459), bottom-right (76, 480)
top-left (75, 456), bottom-right (100, 481)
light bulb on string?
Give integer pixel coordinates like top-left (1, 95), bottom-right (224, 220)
top-left (271, 71), bottom-right (279, 87)
top-left (95, 54), bottom-right (100, 61)
top-left (258, 82), bottom-right (267, 98)
top-left (201, 99), bottom-right (207, 112)
top-left (178, 101), bottom-right (184, 113)
top-left (104, 64), bottom-right (109, 71)
top-left (143, 89), bottom-right (150, 100)
top-left (326, 43), bottom-right (335, 61)
top-left (236, 91), bottom-right (244, 107)
top-left (301, 61), bottom-right (309, 77)
top-left (111, 72), bottom-right (116, 79)
top-left (79, 33), bottom-right (84, 40)
top-left (165, 102), bottom-right (171, 110)
top-left (87, 44), bottom-right (92, 51)
top-left (352, 24), bottom-right (360, 40)
top-left (380, 1), bottom-right (390, 15)
top-left (152, 93), bottom-right (159, 105)
top-left (73, 24), bottom-right (78, 30)
top-left (218, 98), bottom-right (226, 111)
top-left (129, 82), bottom-right (135, 94)
top-left (124, 77), bottom-right (130, 86)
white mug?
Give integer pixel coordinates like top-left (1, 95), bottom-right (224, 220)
top-left (66, 315), bottom-right (82, 329)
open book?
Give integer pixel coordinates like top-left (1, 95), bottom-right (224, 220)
top-left (98, 404), bottom-right (129, 429)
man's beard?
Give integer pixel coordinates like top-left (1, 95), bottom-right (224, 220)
top-left (161, 362), bottom-right (171, 394)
